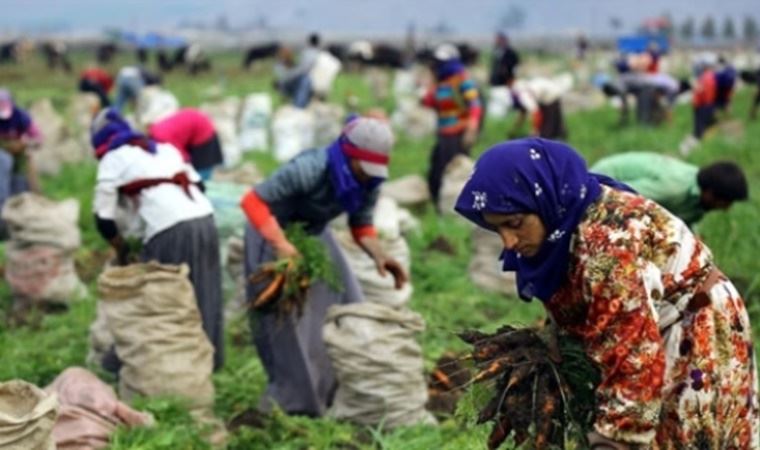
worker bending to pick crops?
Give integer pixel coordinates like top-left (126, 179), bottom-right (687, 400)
top-left (90, 108), bottom-right (224, 370)
top-left (455, 138), bottom-right (758, 448)
top-left (239, 116), bottom-right (407, 416)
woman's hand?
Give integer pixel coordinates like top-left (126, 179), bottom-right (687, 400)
top-left (373, 255), bottom-right (408, 289)
top-left (274, 239), bottom-right (299, 260)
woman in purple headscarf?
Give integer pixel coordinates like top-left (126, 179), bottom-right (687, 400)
top-left (455, 138), bottom-right (758, 448)
top-left (0, 88), bottom-right (42, 238)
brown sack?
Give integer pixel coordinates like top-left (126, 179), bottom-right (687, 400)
top-left (96, 263), bottom-right (215, 413)
top-left (1, 192), bottom-right (81, 251)
top-left (0, 380), bottom-right (58, 450)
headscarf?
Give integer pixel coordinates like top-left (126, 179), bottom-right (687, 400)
top-left (90, 108), bottom-right (155, 159)
top-left (326, 134), bottom-right (383, 214)
top-left (454, 138), bottom-right (633, 302)
top-left (0, 89), bottom-right (32, 138)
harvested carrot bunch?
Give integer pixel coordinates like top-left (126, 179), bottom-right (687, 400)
top-left (458, 325), bottom-right (600, 450)
top-left (248, 223), bottom-right (340, 317)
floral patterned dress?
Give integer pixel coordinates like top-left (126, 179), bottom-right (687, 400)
top-left (547, 186), bottom-right (759, 448)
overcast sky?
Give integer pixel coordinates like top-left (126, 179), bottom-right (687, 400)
top-left (1, 0), bottom-right (759, 37)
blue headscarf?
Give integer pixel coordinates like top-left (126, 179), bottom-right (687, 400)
top-left (435, 58), bottom-right (466, 80)
top-left (326, 135), bottom-right (383, 214)
top-left (91, 108), bottom-right (155, 159)
top-left (454, 138), bottom-right (633, 302)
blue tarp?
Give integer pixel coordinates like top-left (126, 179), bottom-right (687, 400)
top-left (119, 32), bottom-right (187, 49)
top-left (617, 35), bottom-right (669, 54)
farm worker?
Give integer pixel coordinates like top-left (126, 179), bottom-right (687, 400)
top-left (455, 137), bottom-right (758, 448)
top-left (138, 92), bottom-right (224, 181)
top-left (78, 65), bottom-right (114, 108)
top-left (591, 152), bottom-right (748, 227)
top-left (692, 53), bottom-right (718, 140)
top-left (421, 43), bottom-right (482, 213)
top-left (506, 76), bottom-right (569, 140)
top-left (113, 65), bottom-right (162, 112)
top-left (239, 116), bottom-right (407, 416)
top-left (0, 88), bottom-right (42, 239)
top-left (90, 108), bottom-right (224, 370)
top-left (273, 33), bottom-right (321, 108)
top-left (489, 32), bottom-right (520, 88)
top-left (714, 56), bottom-right (737, 115)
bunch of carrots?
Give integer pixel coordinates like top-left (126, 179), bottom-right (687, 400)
top-left (248, 224), bottom-right (340, 317)
top-left (458, 325), bottom-right (599, 450)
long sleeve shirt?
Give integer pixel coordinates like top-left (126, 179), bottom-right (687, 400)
top-left (590, 152), bottom-right (704, 226)
top-left (253, 147), bottom-right (378, 235)
top-left (422, 70), bottom-right (482, 135)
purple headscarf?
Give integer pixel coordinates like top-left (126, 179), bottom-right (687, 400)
top-left (90, 108), bottom-right (155, 159)
top-left (454, 138), bottom-right (633, 302)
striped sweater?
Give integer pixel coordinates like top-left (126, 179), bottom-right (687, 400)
top-left (422, 70), bottom-right (482, 135)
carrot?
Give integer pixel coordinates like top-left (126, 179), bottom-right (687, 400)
top-left (431, 369), bottom-right (454, 390)
top-left (251, 271), bottom-right (286, 308)
top-left (487, 415), bottom-right (512, 450)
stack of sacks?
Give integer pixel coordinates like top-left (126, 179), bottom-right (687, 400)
top-left (29, 98), bottom-right (89, 175)
top-left (1, 193), bottom-right (85, 308)
top-left (325, 196), bottom-right (436, 428)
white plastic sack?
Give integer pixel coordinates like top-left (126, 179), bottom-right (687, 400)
top-left (324, 303), bottom-right (435, 428)
top-left (310, 51), bottom-right (342, 97)
top-left (308, 101), bottom-right (344, 148)
top-left (199, 97), bottom-right (242, 167)
top-left (271, 105), bottom-right (315, 162)
top-left (487, 86), bottom-right (512, 119)
top-left (238, 93), bottom-right (272, 152)
top-left (391, 98), bottom-right (436, 139)
top-left (4, 242), bottom-right (85, 305)
top-left (29, 98), bottom-right (88, 176)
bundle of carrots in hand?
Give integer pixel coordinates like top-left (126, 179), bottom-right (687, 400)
top-left (248, 224), bottom-right (340, 317)
top-left (458, 324), bottom-right (600, 450)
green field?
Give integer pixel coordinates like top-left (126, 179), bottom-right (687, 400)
top-left (1, 50), bottom-right (759, 449)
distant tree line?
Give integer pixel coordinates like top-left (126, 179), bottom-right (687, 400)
top-left (678, 15), bottom-right (758, 43)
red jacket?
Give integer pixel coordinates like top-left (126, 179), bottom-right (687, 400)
top-left (693, 70), bottom-right (716, 107)
top-left (80, 68), bottom-right (114, 92)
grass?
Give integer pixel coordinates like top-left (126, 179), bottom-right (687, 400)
top-left (1, 48), bottom-right (759, 449)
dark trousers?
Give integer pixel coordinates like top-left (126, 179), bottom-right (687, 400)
top-left (428, 132), bottom-right (468, 210)
top-left (694, 105), bottom-right (716, 139)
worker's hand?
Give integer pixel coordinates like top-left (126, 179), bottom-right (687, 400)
top-left (274, 239), bottom-right (299, 260)
top-left (0, 139), bottom-right (26, 155)
top-left (462, 125), bottom-right (478, 149)
top-left (374, 255), bottom-right (408, 289)
top-left (587, 432), bottom-right (631, 450)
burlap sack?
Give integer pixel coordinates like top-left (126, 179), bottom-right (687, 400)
top-left (86, 300), bottom-right (114, 367)
top-left (334, 230), bottom-right (412, 309)
top-left (380, 174), bottom-right (430, 207)
top-left (468, 227), bottom-right (517, 297)
top-left (1, 192), bottom-right (81, 251)
top-left (324, 303), bottom-right (435, 428)
top-left (28, 98), bottom-right (89, 176)
top-left (96, 263), bottom-right (215, 413)
top-left (45, 367), bottom-right (154, 450)
top-left (438, 155), bottom-right (474, 217)
top-left (0, 380), bottom-right (58, 450)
